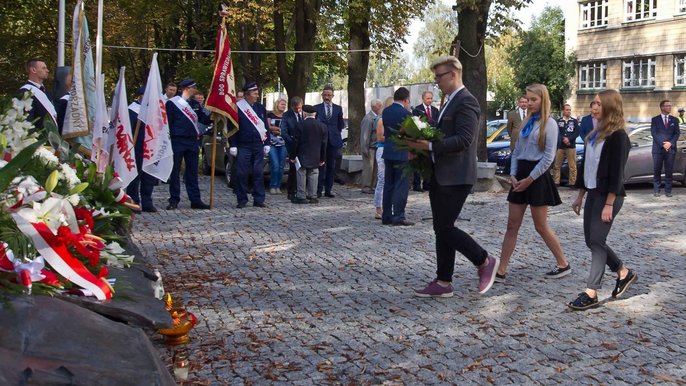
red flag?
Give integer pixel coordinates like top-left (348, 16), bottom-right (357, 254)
top-left (206, 17), bottom-right (239, 136)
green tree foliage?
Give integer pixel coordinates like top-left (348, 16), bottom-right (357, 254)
top-left (486, 30), bottom-right (521, 111)
top-left (413, 1), bottom-right (460, 72)
top-left (509, 5), bottom-right (575, 110)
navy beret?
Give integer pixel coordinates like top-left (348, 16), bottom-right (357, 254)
top-left (178, 79), bottom-right (197, 88)
top-left (302, 105), bottom-right (316, 114)
top-left (242, 82), bottom-right (258, 92)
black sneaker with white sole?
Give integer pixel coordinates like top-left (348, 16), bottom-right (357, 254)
top-left (567, 292), bottom-right (599, 310)
top-left (545, 264), bottom-right (571, 278)
top-left (612, 269), bottom-right (637, 298)
top-left (494, 273), bottom-right (506, 283)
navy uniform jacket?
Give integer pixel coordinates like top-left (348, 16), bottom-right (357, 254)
top-left (229, 101), bottom-right (270, 148)
top-left (18, 83), bottom-right (54, 132)
top-left (56, 94), bottom-right (69, 134)
top-left (381, 102), bottom-right (410, 161)
top-left (314, 102), bottom-right (345, 148)
top-left (165, 97), bottom-right (211, 140)
top-left (128, 101), bottom-right (145, 156)
top-left (650, 114), bottom-right (680, 154)
top-left (556, 117), bottom-right (579, 149)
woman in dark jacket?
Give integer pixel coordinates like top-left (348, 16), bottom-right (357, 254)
top-left (568, 89), bottom-right (637, 310)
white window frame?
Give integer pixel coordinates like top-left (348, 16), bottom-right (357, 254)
top-left (580, 1), bottom-right (609, 28)
top-left (679, 0), bottom-right (686, 13)
top-left (623, 57), bottom-right (656, 88)
top-left (625, 0), bottom-right (657, 21)
top-left (579, 62), bottom-right (607, 89)
top-left (675, 55), bottom-right (686, 86)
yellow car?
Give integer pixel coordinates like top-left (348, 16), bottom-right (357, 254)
top-left (486, 119), bottom-right (508, 144)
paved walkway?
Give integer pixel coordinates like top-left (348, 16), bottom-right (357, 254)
top-left (131, 177), bottom-right (686, 385)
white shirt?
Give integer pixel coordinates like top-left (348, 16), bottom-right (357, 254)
top-left (519, 108), bottom-right (527, 121)
top-left (436, 85), bottom-right (464, 123)
top-left (583, 140), bottom-right (605, 189)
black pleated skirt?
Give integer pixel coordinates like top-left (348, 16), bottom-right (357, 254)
top-left (507, 159), bottom-right (561, 207)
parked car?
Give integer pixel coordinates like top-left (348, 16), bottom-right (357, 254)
top-left (486, 119), bottom-right (508, 143)
top-left (559, 123), bottom-right (686, 186)
top-left (489, 135), bottom-right (585, 177)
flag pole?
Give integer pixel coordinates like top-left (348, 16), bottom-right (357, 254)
top-left (57, 0), bottom-right (66, 66)
top-left (95, 0), bottom-right (103, 86)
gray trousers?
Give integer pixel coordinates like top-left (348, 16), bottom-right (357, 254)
top-left (297, 167), bottom-right (319, 199)
top-left (361, 148), bottom-right (377, 190)
top-left (584, 189), bottom-right (624, 289)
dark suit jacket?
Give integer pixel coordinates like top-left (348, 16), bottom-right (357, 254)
top-left (579, 114), bottom-right (595, 141)
top-left (280, 109), bottom-right (300, 156)
top-left (506, 108), bottom-right (525, 151)
top-left (291, 117), bottom-right (328, 169)
top-left (650, 114), bottom-right (680, 154)
top-left (412, 104), bottom-right (439, 127)
top-left (18, 85), bottom-right (54, 132)
top-left (315, 102), bottom-right (345, 148)
top-left (56, 95), bottom-right (69, 135)
top-left (431, 87), bottom-right (480, 186)
top-left (381, 102), bottom-right (410, 161)
top-left (575, 129), bottom-right (630, 196)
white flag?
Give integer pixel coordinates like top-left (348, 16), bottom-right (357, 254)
top-left (110, 67), bottom-right (137, 188)
top-left (91, 73), bottom-right (111, 172)
top-left (139, 53), bottom-right (173, 182)
top-left (63, 0), bottom-right (95, 153)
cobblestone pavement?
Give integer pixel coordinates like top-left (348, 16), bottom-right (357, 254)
top-left (131, 176), bottom-right (686, 385)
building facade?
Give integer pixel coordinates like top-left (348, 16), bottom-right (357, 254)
top-left (565, 0), bottom-right (686, 122)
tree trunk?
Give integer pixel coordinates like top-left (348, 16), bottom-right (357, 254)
top-left (457, 0), bottom-right (491, 161)
top-left (273, 0), bottom-right (321, 101)
top-left (346, 2), bottom-right (371, 155)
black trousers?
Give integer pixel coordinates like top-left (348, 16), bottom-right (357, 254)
top-left (429, 182), bottom-right (488, 282)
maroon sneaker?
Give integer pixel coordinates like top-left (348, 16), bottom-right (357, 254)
top-left (414, 280), bottom-right (454, 298)
top-left (477, 256), bottom-right (499, 294)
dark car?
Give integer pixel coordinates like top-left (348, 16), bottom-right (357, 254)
top-left (488, 135), bottom-right (585, 177)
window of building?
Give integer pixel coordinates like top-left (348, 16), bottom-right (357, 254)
top-left (580, 1), bottom-right (609, 28)
top-left (623, 58), bottom-right (656, 88)
top-left (579, 62), bottom-right (607, 89)
top-left (676, 55), bottom-right (686, 86)
top-left (679, 0), bottom-right (686, 13)
top-left (625, 0), bottom-right (657, 21)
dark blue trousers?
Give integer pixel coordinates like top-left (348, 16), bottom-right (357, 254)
top-left (318, 145), bottom-right (340, 194)
top-left (382, 159), bottom-right (409, 224)
top-left (169, 139), bottom-right (202, 205)
top-left (126, 150), bottom-right (157, 209)
top-left (653, 151), bottom-right (676, 193)
top-left (235, 145), bottom-right (265, 205)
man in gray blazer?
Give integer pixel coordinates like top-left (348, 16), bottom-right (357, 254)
top-left (506, 95), bottom-right (528, 151)
top-left (406, 55), bottom-right (498, 298)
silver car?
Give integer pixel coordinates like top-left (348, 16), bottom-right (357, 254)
top-left (624, 124), bottom-right (686, 185)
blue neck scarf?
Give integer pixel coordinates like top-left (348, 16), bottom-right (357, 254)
top-left (588, 130), bottom-right (599, 146)
top-left (520, 112), bottom-right (541, 139)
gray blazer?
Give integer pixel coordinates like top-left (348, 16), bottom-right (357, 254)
top-left (431, 87), bottom-right (480, 186)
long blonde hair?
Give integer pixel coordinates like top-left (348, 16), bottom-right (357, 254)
top-left (520, 83), bottom-right (551, 150)
top-left (588, 89), bottom-right (625, 143)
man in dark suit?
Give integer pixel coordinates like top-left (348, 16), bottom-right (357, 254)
top-left (411, 91), bottom-right (439, 191)
top-left (19, 58), bottom-right (57, 132)
top-left (56, 72), bottom-right (72, 135)
top-left (506, 95), bottom-right (528, 152)
top-left (650, 99), bottom-right (681, 197)
top-left (381, 87), bottom-right (413, 226)
top-left (315, 85), bottom-right (345, 197)
top-left (406, 55), bottom-right (498, 297)
top-left (578, 101), bottom-right (599, 141)
top-left (126, 86), bottom-right (159, 213)
top-left (280, 96), bottom-right (303, 200)
top-left (290, 105), bottom-right (328, 204)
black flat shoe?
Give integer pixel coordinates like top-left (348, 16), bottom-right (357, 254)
top-left (324, 192), bottom-right (335, 198)
top-left (236, 202), bottom-right (247, 209)
top-left (142, 206), bottom-right (158, 213)
top-left (166, 203), bottom-right (178, 210)
top-left (253, 202), bottom-right (267, 208)
top-left (191, 201), bottom-right (210, 209)
top-left (612, 269), bottom-right (638, 298)
top-left (567, 292), bottom-right (599, 310)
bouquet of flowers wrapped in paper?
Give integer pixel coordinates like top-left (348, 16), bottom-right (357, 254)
top-left (391, 115), bottom-right (444, 179)
top-left (0, 93), bottom-right (135, 300)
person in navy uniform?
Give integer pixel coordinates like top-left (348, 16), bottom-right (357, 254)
top-left (280, 96), bottom-right (304, 200)
top-left (650, 99), bottom-right (681, 197)
top-left (18, 58), bottom-right (57, 132)
top-left (314, 85), bottom-right (345, 198)
top-left (229, 82), bottom-right (271, 209)
top-left (165, 79), bottom-right (212, 210)
top-left (126, 86), bottom-right (159, 212)
top-left (552, 103), bottom-right (580, 186)
top-left (56, 72), bottom-right (72, 135)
